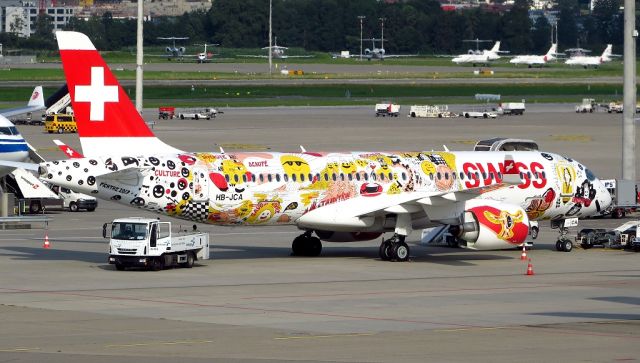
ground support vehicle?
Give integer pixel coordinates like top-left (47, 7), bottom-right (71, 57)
top-left (105, 218), bottom-right (210, 271)
top-left (462, 109), bottom-right (498, 119)
top-left (4, 168), bottom-right (62, 214)
top-left (408, 105), bottom-right (457, 118)
top-left (44, 114), bottom-right (77, 134)
top-left (575, 98), bottom-right (596, 113)
top-left (47, 184), bottom-right (97, 212)
top-left (375, 103), bottom-right (400, 117)
top-left (576, 221), bottom-right (640, 251)
top-left (158, 107), bottom-right (175, 119)
top-left (606, 102), bottom-right (623, 113)
top-left (177, 107), bottom-right (221, 120)
top-left (600, 179), bottom-right (639, 218)
top-left (497, 102), bottom-right (525, 115)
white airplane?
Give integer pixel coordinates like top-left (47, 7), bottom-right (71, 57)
top-left (195, 43), bottom-right (219, 63)
top-left (510, 44), bottom-right (560, 68)
top-left (361, 38), bottom-right (418, 61)
top-left (565, 44), bottom-right (615, 68)
top-left (452, 41), bottom-right (503, 66)
top-left (239, 37), bottom-right (313, 59)
top-left (155, 37), bottom-right (189, 60)
top-left (15, 31), bottom-right (613, 261)
top-left (0, 86), bottom-right (45, 178)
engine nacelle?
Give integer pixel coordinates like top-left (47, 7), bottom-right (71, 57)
top-left (453, 200), bottom-right (529, 250)
top-left (178, 47), bottom-right (186, 54)
top-left (315, 230), bottom-right (382, 242)
top-left (165, 46), bottom-right (172, 53)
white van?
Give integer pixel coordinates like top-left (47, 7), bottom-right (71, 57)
top-left (49, 184), bottom-right (98, 212)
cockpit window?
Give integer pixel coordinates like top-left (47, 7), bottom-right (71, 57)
top-left (585, 168), bottom-right (595, 181)
top-left (0, 127), bottom-right (18, 136)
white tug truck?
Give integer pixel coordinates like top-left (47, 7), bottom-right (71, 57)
top-left (104, 218), bottom-right (210, 271)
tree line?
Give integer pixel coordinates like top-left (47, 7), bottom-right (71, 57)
top-left (0, 0), bottom-right (628, 55)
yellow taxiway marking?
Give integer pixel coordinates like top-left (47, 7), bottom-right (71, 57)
top-left (105, 340), bottom-right (213, 348)
top-left (0, 347), bottom-right (40, 352)
top-left (275, 333), bottom-right (375, 341)
top-left (435, 326), bottom-right (508, 333)
top-left (550, 134), bottom-right (593, 142)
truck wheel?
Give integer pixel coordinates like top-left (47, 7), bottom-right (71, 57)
top-left (152, 257), bottom-right (165, 271)
top-left (195, 115), bottom-right (199, 120)
top-left (465, 113), bottom-right (470, 118)
top-left (69, 202), bottom-right (78, 212)
top-left (115, 263), bottom-right (125, 271)
top-left (29, 201), bottom-right (42, 214)
top-left (411, 112), bottom-right (416, 117)
top-left (182, 252), bottom-right (195, 268)
top-left (483, 113), bottom-right (488, 119)
top-left (581, 243), bottom-right (592, 249)
top-left (180, 114), bottom-right (185, 120)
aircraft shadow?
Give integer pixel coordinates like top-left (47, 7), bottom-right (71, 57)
top-left (531, 296), bottom-right (640, 321)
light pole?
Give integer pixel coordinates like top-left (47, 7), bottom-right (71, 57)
top-left (379, 17), bottom-right (385, 51)
top-left (358, 15), bottom-right (365, 61)
top-left (268, 0), bottom-right (272, 76)
top-left (135, 0), bottom-right (143, 114)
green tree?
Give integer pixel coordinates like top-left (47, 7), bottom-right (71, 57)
top-left (531, 15), bottom-right (551, 53)
top-left (501, 0), bottom-right (532, 53)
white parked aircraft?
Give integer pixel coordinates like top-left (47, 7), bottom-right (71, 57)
top-left (361, 38), bottom-right (418, 61)
top-left (452, 41), bottom-right (503, 66)
top-left (0, 86), bottom-right (45, 178)
top-left (15, 31), bottom-right (613, 261)
top-left (565, 44), bottom-right (615, 68)
top-left (239, 37), bottom-right (313, 59)
top-left (510, 44), bottom-right (560, 68)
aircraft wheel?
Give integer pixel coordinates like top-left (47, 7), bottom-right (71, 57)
top-left (555, 241), bottom-right (563, 251)
top-left (530, 227), bottom-right (539, 240)
top-left (307, 237), bottom-right (322, 257)
top-left (562, 240), bottom-right (573, 252)
top-left (291, 236), bottom-right (305, 256)
top-left (392, 241), bottom-right (410, 262)
top-left (379, 240), bottom-right (393, 261)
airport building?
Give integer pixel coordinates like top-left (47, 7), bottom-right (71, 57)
top-left (0, 1), bottom-right (74, 37)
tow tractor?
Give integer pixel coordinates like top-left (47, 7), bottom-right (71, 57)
top-left (576, 221), bottom-right (640, 251)
top-left (104, 218), bottom-right (210, 270)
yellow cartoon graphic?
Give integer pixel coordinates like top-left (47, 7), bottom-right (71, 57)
top-left (233, 200), bottom-right (254, 220)
top-left (421, 161), bottom-right (436, 175)
top-left (247, 202), bottom-right (280, 224)
top-left (387, 182), bottom-right (402, 195)
top-left (280, 155), bottom-right (311, 177)
top-left (555, 162), bottom-right (576, 204)
top-left (483, 209), bottom-right (525, 240)
top-left (300, 192), bottom-right (319, 206)
top-left (222, 159), bottom-right (249, 184)
top-left (340, 161), bottom-right (357, 174)
top-left (355, 159), bottom-right (369, 168)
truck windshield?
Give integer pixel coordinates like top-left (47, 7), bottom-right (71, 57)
top-left (112, 222), bottom-right (148, 240)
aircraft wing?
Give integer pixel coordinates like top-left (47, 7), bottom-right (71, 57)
top-left (296, 183), bottom-right (513, 230)
top-left (1, 86), bottom-right (45, 118)
top-left (382, 54), bottom-right (419, 58)
top-left (237, 55), bottom-right (268, 58)
top-left (282, 55), bottom-right (315, 58)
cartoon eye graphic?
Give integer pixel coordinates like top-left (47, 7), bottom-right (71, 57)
top-left (285, 161), bottom-right (307, 166)
top-left (89, 159), bottom-right (98, 165)
top-left (111, 195), bottom-right (122, 200)
top-left (78, 180), bottom-right (84, 185)
top-left (182, 192), bottom-right (190, 200)
top-left (167, 160), bottom-right (176, 170)
top-left (121, 157), bottom-right (139, 166)
top-left (87, 176), bottom-right (95, 185)
top-left (73, 162), bottom-right (80, 168)
top-left (181, 167), bottom-right (190, 177)
top-left (66, 175), bottom-right (72, 181)
top-left (130, 197), bottom-right (145, 206)
top-left (153, 185), bottom-right (165, 198)
top-left (84, 168), bottom-right (88, 172)
top-left (149, 157), bottom-right (160, 166)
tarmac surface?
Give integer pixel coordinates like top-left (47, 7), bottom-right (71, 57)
top-left (1, 105), bottom-right (639, 362)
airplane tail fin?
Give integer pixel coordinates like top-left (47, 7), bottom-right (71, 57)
top-left (55, 31), bottom-right (181, 158)
top-left (490, 41), bottom-right (501, 53)
top-left (27, 86), bottom-right (45, 108)
top-left (601, 44), bottom-right (612, 58)
top-left (546, 44), bottom-right (557, 58)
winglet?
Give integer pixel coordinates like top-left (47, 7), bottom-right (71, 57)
top-left (53, 139), bottom-right (84, 158)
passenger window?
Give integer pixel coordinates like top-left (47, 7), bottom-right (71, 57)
top-left (234, 175), bottom-right (239, 183)
top-left (348, 173), bottom-right (353, 181)
top-left (284, 174), bottom-right (289, 182)
top-left (300, 174), bottom-right (305, 182)
top-left (437, 172), bottom-right (441, 180)
top-left (402, 172), bottom-right (407, 181)
top-left (364, 174), bottom-right (369, 181)
top-left (225, 174), bottom-right (230, 182)
top-left (356, 173), bottom-right (361, 181)
top-left (276, 174), bottom-right (281, 182)
top-left (324, 173), bottom-right (329, 181)
top-left (242, 174), bottom-right (247, 182)
top-left (267, 174), bottom-right (273, 182)
top-left (259, 174), bottom-right (264, 182)
top-left (291, 174), bottom-right (297, 182)
top-left (331, 173), bottom-right (337, 181)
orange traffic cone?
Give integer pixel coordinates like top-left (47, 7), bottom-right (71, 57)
top-left (520, 244), bottom-right (528, 261)
top-left (43, 233), bottom-right (50, 249)
top-left (526, 258), bottom-right (534, 276)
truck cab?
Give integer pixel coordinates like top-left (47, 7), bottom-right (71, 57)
top-left (49, 184), bottom-right (97, 212)
top-left (105, 218), bottom-right (210, 270)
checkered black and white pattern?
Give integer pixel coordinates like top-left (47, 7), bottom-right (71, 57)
top-left (181, 201), bottom-right (209, 222)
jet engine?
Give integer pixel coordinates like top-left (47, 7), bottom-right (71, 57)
top-left (315, 230), bottom-right (382, 242)
top-left (364, 48), bottom-right (371, 55)
top-left (178, 47), bottom-right (186, 54)
top-left (450, 200), bottom-right (529, 250)
top-left (165, 47), bottom-right (172, 53)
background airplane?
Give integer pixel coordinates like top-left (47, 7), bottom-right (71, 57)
top-left (509, 44), bottom-right (561, 68)
top-left (362, 38), bottom-right (418, 60)
top-left (194, 43), bottom-right (219, 63)
top-left (452, 41), bottom-right (505, 66)
top-left (239, 37), bottom-right (314, 59)
top-left (154, 36), bottom-right (189, 60)
top-left (565, 44), bottom-right (615, 68)
top-left (13, 31), bottom-right (613, 263)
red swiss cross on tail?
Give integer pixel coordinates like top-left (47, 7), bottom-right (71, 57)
top-left (56, 31), bottom-right (180, 157)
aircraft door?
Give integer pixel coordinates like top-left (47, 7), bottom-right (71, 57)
top-left (192, 168), bottom-right (209, 202)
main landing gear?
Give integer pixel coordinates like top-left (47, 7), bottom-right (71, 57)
top-left (291, 231), bottom-right (322, 257)
top-left (378, 234), bottom-right (410, 262)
